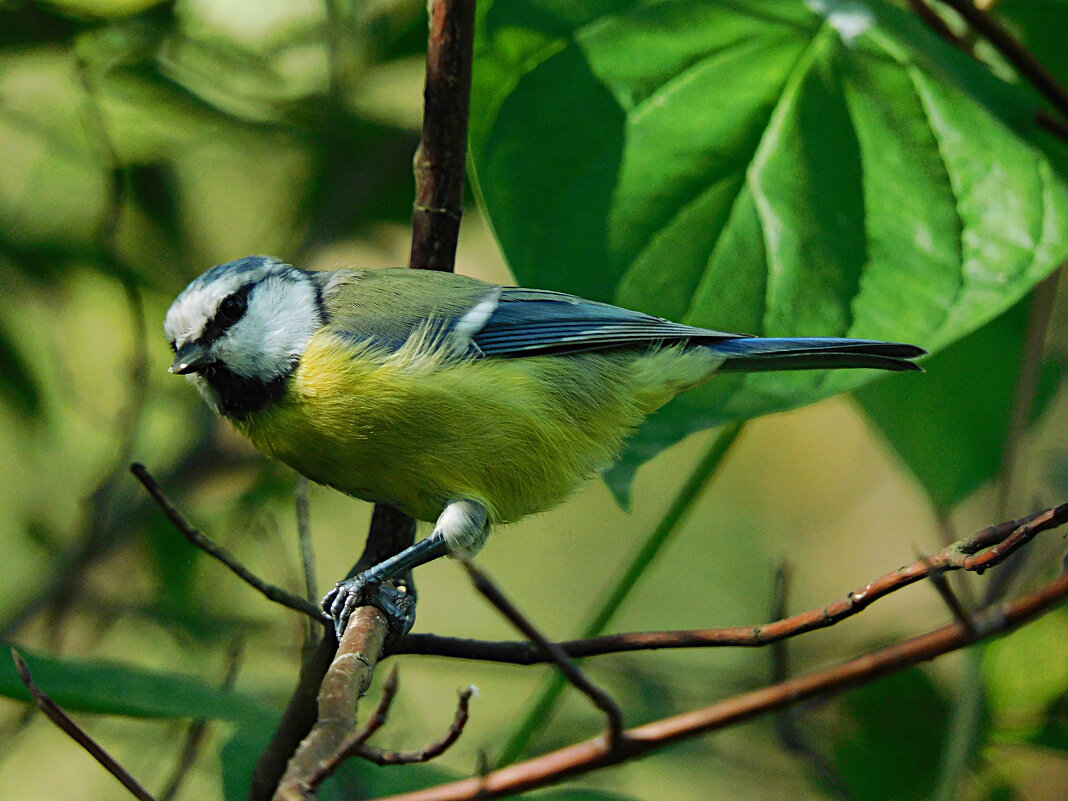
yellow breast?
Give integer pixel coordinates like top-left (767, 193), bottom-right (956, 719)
top-left (236, 329), bottom-right (718, 523)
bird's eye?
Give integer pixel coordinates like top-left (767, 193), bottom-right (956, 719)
top-left (218, 293), bottom-right (247, 323)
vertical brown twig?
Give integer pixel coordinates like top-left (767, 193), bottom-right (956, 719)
top-left (409, 0), bottom-right (477, 273)
top-left (358, 0), bottom-right (477, 638)
top-left (253, 2), bottom-right (479, 797)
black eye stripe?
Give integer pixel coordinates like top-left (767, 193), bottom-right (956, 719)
top-left (198, 284), bottom-right (253, 346)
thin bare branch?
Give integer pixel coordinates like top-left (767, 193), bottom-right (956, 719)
top-left (997, 271), bottom-right (1061, 516)
top-left (345, 687), bottom-right (474, 766)
top-left (934, 0), bottom-right (1068, 119)
top-left (769, 566), bottom-right (856, 801)
top-left (905, 0), bottom-right (972, 51)
top-left (130, 463), bottom-right (328, 623)
top-left (295, 477), bottom-right (322, 659)
top-left (918, 549), bottom-right (976, 638)
top-left (368, 568), bottom-right (1068, 801)
top-left (395, 502), bottom-right (1068, 663)
top-left (302, 669), bottom-right (471, 781)
top-left (12, 649), bottom-right (158, 801)
top-left (296, 478), bottom-right (318, 608)
top-left (462, 559), bottom-right (627, 752)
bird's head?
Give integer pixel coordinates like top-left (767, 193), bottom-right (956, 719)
top-left (164, 256), bottom-right (324, 418)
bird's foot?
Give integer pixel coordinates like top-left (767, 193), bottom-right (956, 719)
top-left (323, 576), bottom-right (416, 641)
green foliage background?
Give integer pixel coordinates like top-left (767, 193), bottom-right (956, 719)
top-left (0, 1), bottom-right (1067, 800)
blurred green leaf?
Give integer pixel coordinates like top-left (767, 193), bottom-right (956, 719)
top-left (0, 322), bottom-right (41, 416)
top-left (831, 667), bottom-right (958, 801)
top-left (155, 0), bottom-right (331, 124)
top-left (984, 609), bottom-right (1068, 724)
top-left (45, 0), bottom-right (169, 20)
top-left (470, 0), bottom-right (1068, 494)
top-left (116, 601), bottom-right (267, 644)
top-left (140, 512), bottom-right (202, 609)
top-left (2, 645), bottom-right (273, 724)
top-left (330, 760), bottom-right (459, 801)
top-left (857, 293), bottom-right (1065, 509)
top-left (1029, 693), bottom-right (1068, 752)
top-left (979, 783), bottom-right (1017, 801)
top-left (301, 118), bottom-right (421, 249)
top-left (0, 6), bottom-right (81, 48)
top-left (0, 49), bottom-right (112, 253)
top-left (221, 725), bottom-right (275, 801)
top-left (127, 162), bottom-right (181, 232)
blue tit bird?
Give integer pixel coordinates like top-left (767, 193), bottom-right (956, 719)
top-left (165, 256), bottom-right (924, 634)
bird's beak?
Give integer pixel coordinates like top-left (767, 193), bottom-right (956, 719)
top-left (170, 342), bottom-right (213, 374)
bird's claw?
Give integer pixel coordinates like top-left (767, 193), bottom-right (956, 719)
top-left (323, 577), bottom-right (416, 641)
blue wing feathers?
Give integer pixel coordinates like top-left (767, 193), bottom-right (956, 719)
top-left (471, 288), bottom-right (743, 356)
top-left (429, 287), bottom-right (924, 371)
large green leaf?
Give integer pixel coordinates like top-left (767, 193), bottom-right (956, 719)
top-left (469, 0), bottom-right (1068, 493)
top-left (858, 294), bottom-right (1065, 510)
top-left (3, 645), bottom-right (272, 724)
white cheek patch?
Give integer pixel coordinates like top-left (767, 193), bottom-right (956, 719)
top-left (215, 275), bottom-right (322, 381)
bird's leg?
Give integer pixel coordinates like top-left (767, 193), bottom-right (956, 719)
top-left (324, 499), bottom-right (489, 637)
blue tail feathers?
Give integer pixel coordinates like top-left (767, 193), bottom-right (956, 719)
top-left (707, 337), bottom-right (926, 373)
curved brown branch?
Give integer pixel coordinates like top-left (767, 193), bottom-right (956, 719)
top-left (336, 686), bottom-right (474, 767)
top-left (393, 502), bottom-right (1068, 663)
top-left (369, 568), bottom-right (1068, 801)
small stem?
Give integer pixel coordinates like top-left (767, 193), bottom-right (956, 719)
top-left (325, 685), bottom-right (474, 768)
